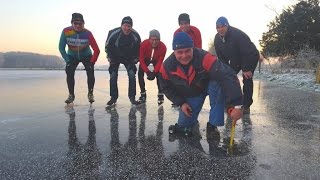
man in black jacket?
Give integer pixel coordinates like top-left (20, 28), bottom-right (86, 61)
top-left (214, 16), bottom-right (259, 114)
top-left (105, 16), bottom-right (141, 105)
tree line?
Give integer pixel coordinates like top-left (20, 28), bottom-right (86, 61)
top-left (260, 0), bottom-right (320, 56)
top-left (0, 52), bottom-right (64, 68)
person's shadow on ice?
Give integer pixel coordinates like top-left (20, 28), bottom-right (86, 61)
top-left (65, 109), bottom-right (102, 179)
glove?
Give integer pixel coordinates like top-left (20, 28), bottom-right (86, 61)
top-left (147, 72), bottom-right (156, 80)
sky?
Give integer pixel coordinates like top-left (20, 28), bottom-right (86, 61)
top-left (0, 0), bottom-right (298, 65)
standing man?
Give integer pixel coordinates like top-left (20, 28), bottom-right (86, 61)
top-left (159, 32), bottom-right (243, 137)
top-left (137, 29), bottom-right (167, 105)
top-left (174, 13), bottom-right (202, 48)
top-left (59, 13), bottom-right (100, 104)
top-left (105, 16), bottom-right (141, 106)
top-left (214, 16), bottom-right (259, 114)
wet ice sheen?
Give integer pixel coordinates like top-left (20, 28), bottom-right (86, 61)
top-left (1, 70), bottom-right (319, 179)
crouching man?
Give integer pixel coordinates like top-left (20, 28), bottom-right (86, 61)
top-left (159, 32), bottom-right (243, 138)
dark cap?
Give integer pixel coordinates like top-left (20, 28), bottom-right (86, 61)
top-left (178, 13), bottom-right (190, 25)
top-left (71, 13), bottom-right (84, 23)
top-left (121, 16), bottom-right (133, 26)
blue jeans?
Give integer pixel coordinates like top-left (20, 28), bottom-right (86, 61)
top-left (177, 81), bottom-right (225, 128)
top-left (108, 63), bottom-right (137, 100)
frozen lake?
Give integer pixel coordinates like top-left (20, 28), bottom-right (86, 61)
top-left (1, 69), bottom-right (319, 179)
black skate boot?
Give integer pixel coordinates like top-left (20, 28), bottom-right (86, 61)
top-left (65, 94), bottom-right (75, 104)
top-left (88, 93), bottom-right (95, 103)
top-left (106, 98), bottom-right (117, 106)
top-left (158, 93), bottom-right (164, 105)
top-left (138, 91), bottom-right (146, 103)
top-left (106, 98), bottom-right (117, 111)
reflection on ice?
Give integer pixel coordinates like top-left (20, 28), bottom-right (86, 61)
top-left (2, 70), bottom-right (319, 178)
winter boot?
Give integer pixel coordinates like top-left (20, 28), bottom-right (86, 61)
top-left (65, 94), bottom-right (75, 104)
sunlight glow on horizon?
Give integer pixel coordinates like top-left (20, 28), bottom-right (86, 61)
top-left (0, 0), bottom-right (297, 65)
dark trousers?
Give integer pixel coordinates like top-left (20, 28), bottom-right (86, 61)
top-left (234, 68), bottom-right (255, 108)
top-left (242, 74), bottom-right (254, 108)
top-left (65, 59), bottom-right (95, 95)
top-left (137, 65), bottom-right (162, 94)
top-left (108, 62), bottom-right (137, 100)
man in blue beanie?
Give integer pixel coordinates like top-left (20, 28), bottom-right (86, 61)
top-left (214, 16), bottom-right (260, 114)
top-left (159, 32), bottom-right (243, 138)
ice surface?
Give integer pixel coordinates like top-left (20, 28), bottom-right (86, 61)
top-left (1, 69), bottom-right (319, 179)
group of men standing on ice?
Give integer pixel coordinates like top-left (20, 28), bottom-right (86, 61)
top-left (59, 12), bottom-right (260, 136)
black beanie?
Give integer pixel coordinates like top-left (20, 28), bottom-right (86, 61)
top-left (121, 16), bottom-right (133, 26)
top-left (71, 13), bottom-right (84, 23)
top-left (178, 13), bottom-right (190, 25)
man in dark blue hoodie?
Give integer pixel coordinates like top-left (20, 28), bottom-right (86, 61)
top-left (214, 16), bottom-right (259, 114)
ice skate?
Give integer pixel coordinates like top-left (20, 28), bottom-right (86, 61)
top-left (88, 93), bottom-right (95, 104)
top-left (138, 91), bottom-right (146, 103)
top-left (157, 94), bottom-right (164, 105)
top-left (65, 94), bottom-right (75, 104)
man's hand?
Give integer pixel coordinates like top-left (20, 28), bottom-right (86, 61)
top-left (181, 103), bottom-right (192, 117)
top-left (229, 108), bottom-right (243, 122)
top-left (242, 71), bottom-right (253, 79)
